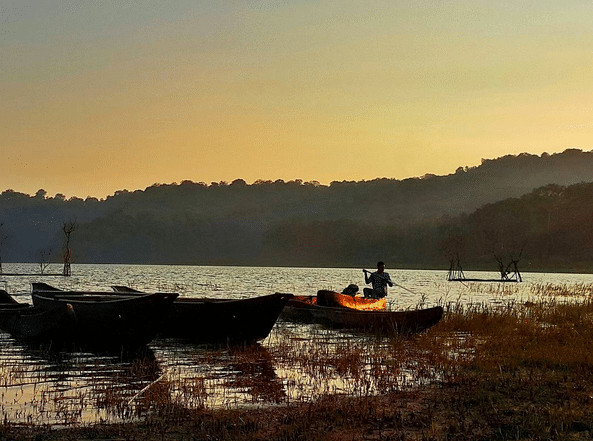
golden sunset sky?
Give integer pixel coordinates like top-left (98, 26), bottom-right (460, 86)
top-left (1, 1), bottom-right (592, 198)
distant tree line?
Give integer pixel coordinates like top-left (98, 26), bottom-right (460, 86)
top-left (1, 149), bottom-right (593, 271)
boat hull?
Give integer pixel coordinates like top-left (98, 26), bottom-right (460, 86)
top-left (0, 304), bottom-right (72, 340)
top-left (156, 293), bottom-right (293, 344)
top-left (31, 292), bottom-right (178, 348)
top-left (281, 295), bottom-right (443, 334)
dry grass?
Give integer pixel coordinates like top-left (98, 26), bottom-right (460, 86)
top-left (2, 283), bottom-right (593, 440)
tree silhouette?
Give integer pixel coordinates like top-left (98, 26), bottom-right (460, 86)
top-left (62, 221), bottom-right (76, 276)
top-left (38, 248), bottom-right (52, 275)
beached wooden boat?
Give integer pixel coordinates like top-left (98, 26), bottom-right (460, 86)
top-left (111, 286), bottom-right (293, 344)
top-left (35, 284), bottom-right (293, 344)
top-left (0, 304), bottom-right (73, 340)
top-left (0, 289), bottom-right (74, 340)
top-left (281, 295), bottom-right (443, 334)
top-left (31, 288), bottom-right (178, 348)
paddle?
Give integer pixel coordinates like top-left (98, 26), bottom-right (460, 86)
top-left (392, 282), bottom-right (421, 296)
top-left (363, 269), bottom-right (420, 296)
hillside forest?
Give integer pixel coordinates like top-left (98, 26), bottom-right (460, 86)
top-left (1, 149), bottom-right (593, 272)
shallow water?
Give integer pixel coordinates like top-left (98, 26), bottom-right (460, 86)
top-left (1, 263), bottom-right (593, 425)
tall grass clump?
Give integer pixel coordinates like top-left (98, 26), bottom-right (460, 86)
top-left (407, 286), bottom-right (593, 440)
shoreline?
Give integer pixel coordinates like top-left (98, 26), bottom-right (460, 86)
top-left (3, 378), bottom-right (591, 441)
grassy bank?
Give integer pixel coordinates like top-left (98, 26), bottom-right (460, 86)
top-left (2, 284), bottom-right (593, 440)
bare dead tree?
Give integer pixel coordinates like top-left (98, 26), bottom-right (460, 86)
top-left (483, 228), bottom-right (525, 282)
top-left (62, 221), bottom-right (76, 276)
top-left (38, 248), bottom-right (52, 275)
top-left (505, 248), bottom-right (523, 282)
top-left (447, 253), bottom-right (465, 281)
top-left (440, 233), bottom-right (465, 281)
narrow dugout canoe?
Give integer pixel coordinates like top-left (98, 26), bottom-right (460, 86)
top-left (281, 295), bottom-right (443, 334)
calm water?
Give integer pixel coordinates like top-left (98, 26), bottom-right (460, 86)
top-left (1, 263), bottom-right (593, 425)
top-left (4, 262), bottom-right (593, 307)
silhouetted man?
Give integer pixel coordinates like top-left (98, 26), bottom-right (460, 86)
top-left (363, 261), bottom-right (393, 298)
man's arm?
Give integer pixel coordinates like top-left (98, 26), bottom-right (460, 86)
top-left (384, 273), bottom-right (394, 287)
top-left (363, 269), bottom-right (371, 284)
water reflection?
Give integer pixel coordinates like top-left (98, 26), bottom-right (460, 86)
top-left (0, 333), bottom-right (161, 425)
top-left (1, 320), bottom-right (425, 425)
top-left (221, 344), bottom-right (286, 404)
top-left (0, 333), bottom-right (292, 424)
top-left (150, 340), bottom-right (286, 408)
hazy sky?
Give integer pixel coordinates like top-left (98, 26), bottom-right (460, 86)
top-left (1, 1), bottom-right (592, 198)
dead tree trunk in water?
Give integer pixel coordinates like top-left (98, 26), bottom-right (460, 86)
top-left (440, 233), bottom-right (465, 281)
top-left (39, 248), bottom-right (52, 275)
top-left (447, 254), bottom-right (465, 281)
top-left (62, 221), bottom-right (76, 276)
top-left (493, 248), bottom-right (523, 282)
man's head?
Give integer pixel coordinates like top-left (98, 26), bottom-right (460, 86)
top-left (377, 261), bottom-right (385, 272)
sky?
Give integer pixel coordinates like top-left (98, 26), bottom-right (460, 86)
top-left (1, 1), bottom-right (592, 199)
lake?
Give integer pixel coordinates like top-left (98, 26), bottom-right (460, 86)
top-left (4, 263), bottom-right (593, 307)
top-left (1, 263), bottom-right (593, 425)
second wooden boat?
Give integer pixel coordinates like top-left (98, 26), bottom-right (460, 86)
top-left (281, 294), bottom-right (443, 334)
top-left (111, 286), bottom-right (293, 344)
top-left (316, 290), bottom-right (387, 310)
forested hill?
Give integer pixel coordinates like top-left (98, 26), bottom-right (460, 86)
top-left (1, 148), bottom-right (593, 268)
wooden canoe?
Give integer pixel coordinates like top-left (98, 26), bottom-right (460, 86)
top-left (159, 293), bottom-right (293, 344)
top-left (0, 291), bottom-right (73, 340)
top-left (35, 283), bottom-right (293, 345)
top-left (281, 295), bottom-right (443, 334)
top-left (110, 286), bottom-right (293, 344)
top-left (31, 288), bottom-right (178, 348)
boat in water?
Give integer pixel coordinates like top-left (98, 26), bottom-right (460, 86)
top-left (281, 290), bottom-right (443, 334)
top-left (111, 285), bottom-right (293, 344)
